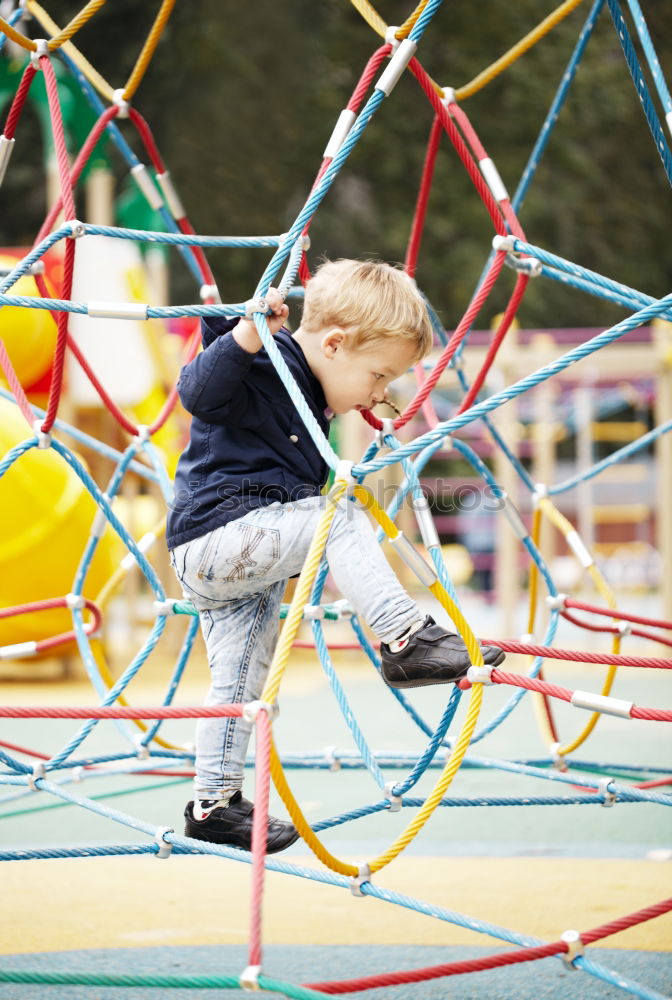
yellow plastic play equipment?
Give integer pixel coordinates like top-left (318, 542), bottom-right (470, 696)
top-left (0, 397), bottom-right (115, 650)
top-left (0, 254), bottom-right (56, 389)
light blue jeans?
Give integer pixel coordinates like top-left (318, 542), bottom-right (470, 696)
top-left (169, 496), bottom-right (421, 797)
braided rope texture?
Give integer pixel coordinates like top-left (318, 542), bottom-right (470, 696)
top-left (0, 1), bottom-right (670, 998)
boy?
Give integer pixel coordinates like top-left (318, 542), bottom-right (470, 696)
top-left (167, 259), bottom-right (504, 853)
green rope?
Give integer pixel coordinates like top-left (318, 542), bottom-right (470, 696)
top-left (171, 599), bottom-right (345, 622)
top-left (0, 969), bottom-right (327, 997)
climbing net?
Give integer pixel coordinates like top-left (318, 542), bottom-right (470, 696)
top-left (0, 0), bottom-right (671, 997)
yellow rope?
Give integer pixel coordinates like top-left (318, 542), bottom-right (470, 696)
top-left (261, 481), bottom-right (346, 706)
top-left (347, 0), bottom-right (387, 39)
top-left (347, 0), bottom-right (435, 41)
top-left (46, 0), bottom-right (107, 50)
top-left (24, 0), bottom-right (175, 103)
top-left (263, 480), bottom-right (486, 875)
top-left (270, 737), bottom-right (357, 876)
top-left (0, 0), bottom-right (107, 52)
top-left (370, 679), bottom-right (482, 873)
top-left (455, 0), bottom-right (586, 100)
top-left (397, 1), bottom-right (433, 40)
top-left (26, 1), bottom-right (115, 100)
top-left (347, 0), bottom-right (585, 102)
top-left (0, 16), bottom-right (37, 50)
top-left (526, 508), bottom-right (559, 749)
top-left (536, 497), bottom-right (621, 755)
top-left (122, 0), bottom-right (176, 100)
top-left (527, 508), bottom-right (542, 638)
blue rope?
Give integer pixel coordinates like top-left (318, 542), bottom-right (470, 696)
top-left (513, 0), bottom-right (607, 212)
top-left (0, 387), bottom-right (159, 482)
top-left (606, 0), bottom-right (672, 185)
top-left (550, 418), bottom-right (672, 494)
top-left (507, 237), bottom-right (672, 319)
top-left (624, 0), bottom-right (672, 120)
top-left (353, 289), bottom-right (672, 477)
top-left (53, 48), bottom-right (206, 286)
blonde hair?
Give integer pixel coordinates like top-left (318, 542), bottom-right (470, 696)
top-left (301, 259), bottom-right (433, 362)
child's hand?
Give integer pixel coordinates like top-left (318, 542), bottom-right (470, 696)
top-left (233, 287), bottom-right (289, 354)
top-left (263, 288), bottom-right (289, 336)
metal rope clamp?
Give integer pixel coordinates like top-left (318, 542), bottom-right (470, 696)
top-left (239, 964), bottom-right (262, 992)
top-left (374, 417), bottom-right (396, 451)
top-left (323, 745), bottom-right (341, 772)
top-left (560, 929), bottom-right (584, 969)
top-left (154, 826), bottom-right (174, 859)
top-left (29, 38), bottom-right (49, 70)
top-left (349, 862), bottom-right (372, 897)
top-left (28, 761), bottom-right (45, 791)
top-left (303, 604), bottom-right (325, 621)
top-left (384, 780), bottom-right (402, 812)
top-left (598, 777), bottom-right (617, 808)
top-left (32, 419), bottom-right (52, 450)
top-left (242, 700), bottom-right (279, 724)
top-left (328, 460), bottom-right (356, 503)
top-left (112, 88), bottom-right (130, 118)
top-left (385, 25), bottom-right (401, 53)
top-left (549, 741), bottom-right (566, 771)
top-left (153, 599), bottom-right (177, 616)
top-left (466, 665), bottom-right (493, 686)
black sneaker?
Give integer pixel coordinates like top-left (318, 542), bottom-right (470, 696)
top-left (380, 615), bottom-right (505, 689)
top-left (184, 792), bottom-right (299, 853)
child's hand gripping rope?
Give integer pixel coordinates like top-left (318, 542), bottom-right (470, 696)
top-left (233, 287), bottom-right (288, 355)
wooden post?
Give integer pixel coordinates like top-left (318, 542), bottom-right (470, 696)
top-left (85, 167), bottom-right (115, 227)
top-left (574, 381), bottom-right (595, 552)
top-left (493, 322), bottom-right (520, 637)
top-left (653, 319), bottom-right (672, 624)
top-left (530, 333), bottom-right (560, 564)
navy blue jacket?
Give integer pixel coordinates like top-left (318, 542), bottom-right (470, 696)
top-left (166, 317), bottom-right (331, 549)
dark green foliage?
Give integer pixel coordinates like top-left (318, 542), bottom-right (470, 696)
top-left (1, 1), bottom-right (670, 328)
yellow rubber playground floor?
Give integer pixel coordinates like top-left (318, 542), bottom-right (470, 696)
top-left (1, 647), bottom-right (671, 998)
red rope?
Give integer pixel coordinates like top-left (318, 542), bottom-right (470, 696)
top-left (631, 705), bottom-right (672, 722)
top-left (564, 598), bottom-right (672, 631)
top-left (38, 57), bottom-right (78, 434)
top-left (0, 705), bottom-right (244, 720)
top-left (347, 46), bottom-right (389, 111)
top-left (304, 897), bottom-right (672, 993)
top-left (34, 106), bottom-right (119, 246)
top-left (361, 249), bottom-right (507, 432)
top-left (0, 337), bottom-right (34, 427)
top-left (64, 327), bottom-right (139, 434)
top-left (41, 236), bottom-right (74, 433)
top-left (448, 100), bottom-right (525, 240)
top-left (411, 59), bottom-right (506, 236)
top-left (2, 63), bottom-right (36, 139)
top-left (479, 638), bottom-right (672, 669)
top-left (128, 108), bottom-right (166, 172)
top-left (561, 608), bottom-right (672, 648)
top-left (0, 740), bottom-right (50, 761)
top-left (249, 707), bottom-right (272, 969)
top-left (456, 272), bottom-right (528, 415)
top-left (405, 114), bottom-right (442, 279)
top-left (462, 667), bottom-right (672, 722)
top-left (149, 326), bottom-right (201, 434)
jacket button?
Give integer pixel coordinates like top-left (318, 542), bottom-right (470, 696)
top-left (289, 434), bottom-right (299, 443)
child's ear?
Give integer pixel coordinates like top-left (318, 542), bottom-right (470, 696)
top-left (321, 328), bottom-right (345, 358)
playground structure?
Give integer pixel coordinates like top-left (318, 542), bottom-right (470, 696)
top-left (0, 1), bottom-right (671, 998)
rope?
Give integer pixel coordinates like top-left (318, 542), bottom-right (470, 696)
top-left (0, 5), bottom-right (670, 998)
top-left (456, 0), bottom-right (587, 99)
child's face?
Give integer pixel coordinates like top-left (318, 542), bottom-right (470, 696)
top-left (320, 336), bottom-right (418, 415)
